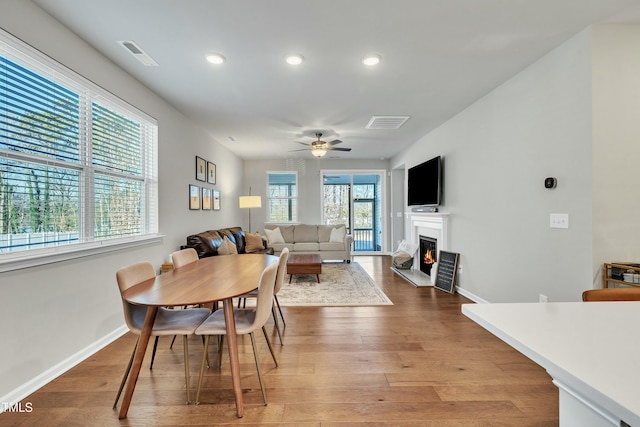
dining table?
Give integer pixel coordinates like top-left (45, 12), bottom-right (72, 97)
top-left (117, 253), bottom-right (278, 419)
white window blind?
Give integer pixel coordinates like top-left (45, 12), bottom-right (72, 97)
top-left (0, 29), bottom-right (158, 258)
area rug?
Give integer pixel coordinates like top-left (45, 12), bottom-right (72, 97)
top-left (275, 262), bottom-right (393, 307)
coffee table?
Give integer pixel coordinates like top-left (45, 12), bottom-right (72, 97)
top-left (287, 253), bottom-right (322, 283)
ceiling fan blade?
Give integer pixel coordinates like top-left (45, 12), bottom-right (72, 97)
top-left (327, 147), bottom-right (351, 152)
top-left (294, 141), bottom-right (312, 146)
top-left (289, 148), bottom-right (311, 152)
top-left (328, 139), bottom-right (342, 146)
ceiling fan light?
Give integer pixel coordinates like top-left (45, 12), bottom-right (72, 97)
top-left (311, 148), bottom-right (327, 158)
top-left (206, 53), bottom-right (226, 65)
top-left (286, 54), bottom-right (304, 65)
top-left (362, 54), bottom-right (381, 66)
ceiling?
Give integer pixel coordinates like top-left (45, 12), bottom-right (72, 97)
top-left (32, 0), bottom-right (640, 160)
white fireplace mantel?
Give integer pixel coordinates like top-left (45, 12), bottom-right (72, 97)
top-left (396, 212), bottom-right (450, 286)
top-left (408, 212), bottom-right (449, 252)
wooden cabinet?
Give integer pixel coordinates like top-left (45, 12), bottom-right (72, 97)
top-left (603, 263), bottom-right (640, 288)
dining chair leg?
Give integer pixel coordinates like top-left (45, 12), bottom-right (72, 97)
top-left (261, 326), bottom-right (278, 367)
top-left (273, 295), bottom-right (285, 326)
top-left (169, 335), bottom-right (177, 349)
top-left (217, 335), bottom-right (224, 369)
top-left (183, 335), bottom-right (191, 404)
top-left (195, 335), bottom-right (211, 404)
top-left (150, 336), bottom-right (159, 369)
top-left (249, 332), bottom-right (267, 405)
top-left (113, 338), bottom-right (138, 409)
top-left (203, 336), bottom-right (210, 369)
top-left (271, 305), bottom-right (283, 345)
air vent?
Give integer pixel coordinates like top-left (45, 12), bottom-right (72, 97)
top-left (117, 40), bottom-right (158, 66)
top-left (365, 115), bottom-right (410, 129)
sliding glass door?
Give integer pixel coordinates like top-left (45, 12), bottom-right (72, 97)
top-left (321, 171), bottom-right (385, 253)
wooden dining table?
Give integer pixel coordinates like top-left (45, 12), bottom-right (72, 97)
top-left (117, 253), bottom-right (278, 419)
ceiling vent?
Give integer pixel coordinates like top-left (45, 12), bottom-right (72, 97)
top-left (365, 115), bottom-right (410, 130)
top-left (117, 40), bottom-right (158, 66)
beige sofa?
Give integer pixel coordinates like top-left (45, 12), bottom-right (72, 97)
top-left (264, 224), bottom-right (353, 262)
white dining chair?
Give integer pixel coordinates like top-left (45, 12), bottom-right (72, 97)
top-left (194, 261), bottom-right (279, 405)
top-left (237, 247), bottom-right (289, 344)
top-left (114, 261), bottom-right (210, 407)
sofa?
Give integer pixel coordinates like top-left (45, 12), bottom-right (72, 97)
top-left (264, 224), bottom-right (353, 262)
top-left (182, 226), bottom-right (273, 258)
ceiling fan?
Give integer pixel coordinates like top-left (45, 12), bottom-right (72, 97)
top-left (290, 132), bottom-right (352, 158)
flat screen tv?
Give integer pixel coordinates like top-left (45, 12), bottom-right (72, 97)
top-left (407, 156), bottom-right (442, 206)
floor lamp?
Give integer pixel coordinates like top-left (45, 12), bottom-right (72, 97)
top-left (239, 187), bottom-right (262, 233)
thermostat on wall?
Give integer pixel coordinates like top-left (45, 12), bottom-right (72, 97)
top-left (544, 177), bottom-right (557, 189)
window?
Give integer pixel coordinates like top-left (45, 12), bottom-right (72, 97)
top-left (267, 172), bottom-right (297, 222)
top-left (0, 30), bottom-right (158, 261)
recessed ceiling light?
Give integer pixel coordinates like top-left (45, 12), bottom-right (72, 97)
top-left (206, 53), bottom-right (226, 65)
top-left (362, 54), bottom-right (381, 66)
top-left (286, 54), bottom-right (304, 65)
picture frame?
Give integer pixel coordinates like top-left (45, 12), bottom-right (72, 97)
top-left (207, 161), bottom-right (216, 184)
top-left (213, 189), bottom-right (221, 210)
top-left (202, 187), bottom-right (212, 210)
top-left (189, 184), bottom-right (200, 210)
top-left (195, 156), bottom-right (206, 182)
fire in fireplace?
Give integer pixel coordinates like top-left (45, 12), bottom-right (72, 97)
top-left (419, 235), bottom-right (437, 275)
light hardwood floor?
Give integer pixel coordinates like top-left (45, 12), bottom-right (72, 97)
top-left (0, 256), bottom-right (558, 426)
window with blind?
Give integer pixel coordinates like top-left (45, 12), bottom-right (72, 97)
top-left (267, 172), bottom-right (297, 223)
top-left (0, 30), bottom-right (158, 257)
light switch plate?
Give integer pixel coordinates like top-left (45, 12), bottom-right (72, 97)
top-left (550, 213), bottom-right (569, 229)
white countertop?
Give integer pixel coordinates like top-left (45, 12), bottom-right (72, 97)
top-left (462, 301), bottom-right (640, 425)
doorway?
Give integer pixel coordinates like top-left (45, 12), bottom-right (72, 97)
top-left (321, 171), bottom-right (385, 253)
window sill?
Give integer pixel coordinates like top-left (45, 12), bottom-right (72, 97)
top-left (0, 234), bottom-right (164, 273)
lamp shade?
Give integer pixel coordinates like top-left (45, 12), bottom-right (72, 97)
top-left (239, 195), bottom-right (262, 209)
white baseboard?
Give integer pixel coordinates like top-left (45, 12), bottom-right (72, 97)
top-left (0, 325), bottom-right (128, 412)
top-left (456, 286), bottom-right (489, 304)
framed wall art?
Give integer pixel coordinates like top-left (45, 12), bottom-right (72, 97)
top-left (213, 189), bottom-right (221, 210)
top-left (207, 161), bottom-right (216, 184)
top-left (189, 184), bottom-right (200, 210)
top-left (202, 187), bottom-right (212, 210)
top-left (195, 156), bottom-right (206, 182)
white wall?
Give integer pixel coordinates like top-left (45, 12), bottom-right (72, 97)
top-left (592, 25), bottom-right (640, 281)
top-left (0, 1), bottom-right (243, 400)
top-left (393, 29), bottom-right (595, 303)
top-left (390, 167), bottom-right (406, 249)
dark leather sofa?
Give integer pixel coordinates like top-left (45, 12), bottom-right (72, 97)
top-left (182, 226), bottom-right (273, 258)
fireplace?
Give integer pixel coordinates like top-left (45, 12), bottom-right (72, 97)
top-left (394, 212), bottom-right (448, 287)
top-left (419, 235), bottom-right (437, 275)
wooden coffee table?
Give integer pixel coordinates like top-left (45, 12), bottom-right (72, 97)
top-left (287, 253), bottom-right (322, 283)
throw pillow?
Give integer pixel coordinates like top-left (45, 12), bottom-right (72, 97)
top-left (264, 227), bottom-right (285, 244)
top-left (245, 232), bottom-right (264, 253)
top-left (218, 235), bottom-right (238, 255)
top-left (329, 226), bottom-right (346, 243)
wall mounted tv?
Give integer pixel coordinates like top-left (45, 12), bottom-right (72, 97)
top-left (407, 155), bottom-right (442, 206)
